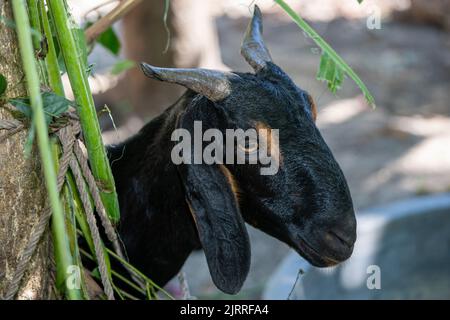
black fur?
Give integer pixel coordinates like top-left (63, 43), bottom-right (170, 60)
top-left (107, 62), bottom-right (356, 295)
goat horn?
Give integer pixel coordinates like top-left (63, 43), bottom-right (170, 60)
top-left (140, 63), bottom-right (235, 102)
top-left (241, 5), bottom-right (272, 72)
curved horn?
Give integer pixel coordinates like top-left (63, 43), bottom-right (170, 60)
top-left (140, 63), bottom-right (235, 102)
top-left (241, 5), bottom-right (272, 72)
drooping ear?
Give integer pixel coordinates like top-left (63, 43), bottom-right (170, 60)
top-left (176, 102), bottom-right (251, 294)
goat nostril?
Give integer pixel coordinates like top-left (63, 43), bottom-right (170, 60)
top-left (328, 230), bottom-right (354, 248)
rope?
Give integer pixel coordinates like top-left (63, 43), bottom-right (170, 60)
top-left (68, 155), bottom-right (114, 300)
top-left (73, 140), bottom-right (123, 258)
top-left (0, 117), bottom-right (119, 300)
top-left (73, 139), bottom-right (147, 292)
top-left (0, 119), bottom-right (24, 143)
top-left (3, 125), bottom-right (75, 300)
top-left (0, 112), bottom-right (162, 300)
top-left (59, 123), bottom-right (115, 300)
top-left (0, 118), bottom-right (22, 130)
top-left (73, 137), bottom-right (146, 291)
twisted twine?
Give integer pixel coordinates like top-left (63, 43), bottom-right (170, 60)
top-left (0, 118), bottom-right (120, 300)
top-left (0, 118), bottom-right (24, 143)
top-left (72, 141), bottom-right (147, 290)
top-left (73, 141), bottom-right (123, 259)
top-left (0, 116), bottom-right (188, 300)
top-left (3, 124), bottom-right (75, 300)
top-left (68, 154), bottom-right (114, 300)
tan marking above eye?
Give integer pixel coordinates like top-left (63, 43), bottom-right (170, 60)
top-left (254, 122), bottom-right (283, 167)
top-left (238, 139), bottom-right (258, 154)
top-left (306, 94), bottom-right (318, 122)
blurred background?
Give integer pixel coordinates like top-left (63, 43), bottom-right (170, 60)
top-left (68, 0), bottom-right (450, 299)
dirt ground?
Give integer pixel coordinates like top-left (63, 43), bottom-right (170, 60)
top-left (76, 1), bottom-right (450, 299)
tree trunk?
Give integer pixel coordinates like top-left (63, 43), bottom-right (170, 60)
top-left (97, 0), bottom-right (224, 133)
top-left (0, 0), bottom-right (53, 300)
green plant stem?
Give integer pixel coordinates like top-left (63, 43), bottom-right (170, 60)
top-left (275, 0), bottom-right (375, 108)
top-left (111, 270), bottom-right (147, 297)
top-left (26, 0), bottom-right (49, 86)
top-left (47, 0), bottom-right (120, 223)
top-left (115, 287), bottom-right (139, 300)
top-left (64, 175), bottom-right (90, 299)
top-left (26, 0), bottom-right (40, 49)
top-left (80, 247), bottom-right (145, 297)
top-left (38, 0), bottom-right (64, 96)
top-left (106, 248), bottom-right (174, 299)
top-left (50, 141), bottom-right (82, 299)
top-left (11, 0), bottom-right (81, 300)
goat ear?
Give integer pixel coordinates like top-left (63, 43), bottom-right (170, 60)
top-left (176, 103), bottom-right (251, 295)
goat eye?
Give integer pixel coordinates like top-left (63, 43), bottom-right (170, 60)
top-left (238, 139), bottom-right (259, 154)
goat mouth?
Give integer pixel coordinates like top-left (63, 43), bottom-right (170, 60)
top-left (294, 237), bottom-right (341, 268)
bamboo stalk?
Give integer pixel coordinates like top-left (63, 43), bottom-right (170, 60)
top-left (26, 0), bottom-right (49, 86)
top-left (11, 0), bottom-right (81, 300)
top-left (26, 0), bottom-right (40, 49)
top-left (50, 141), bottom-right (83, 299)
top-left (63, 173), bottom-right (90, 299)
top-left (38, 0), bottom-right (64, 96)
top-left (39, 1), bottom-right (114, 297)
top-left (47, 0), bottom-right (120, 223)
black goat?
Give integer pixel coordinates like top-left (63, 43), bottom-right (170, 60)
top-left (107, 6), bottom-right (356, 295)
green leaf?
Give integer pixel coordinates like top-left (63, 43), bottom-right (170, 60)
top-left (316, 52), bottom-right (345, 93)
top-left (10, 92), bottom-right (73, 125)
top-left (275, 0), bottom-right (376, 108)
top-left (97, 27), bottom-right (121, 56)
top-left (10, 92), bottom-right (72, 157)
top-left (0, 73), bottom-right (7, 96)
top-left (111, 59), bottom-right (136, 75)
top-left (41, 92), bottom-right (73, 119)
top-left (9, 97), bottom-right (33, 118)
top-left (91, 268), bottom-right (101, 281)
top-left (7, 98), bottom-right (35, 157)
